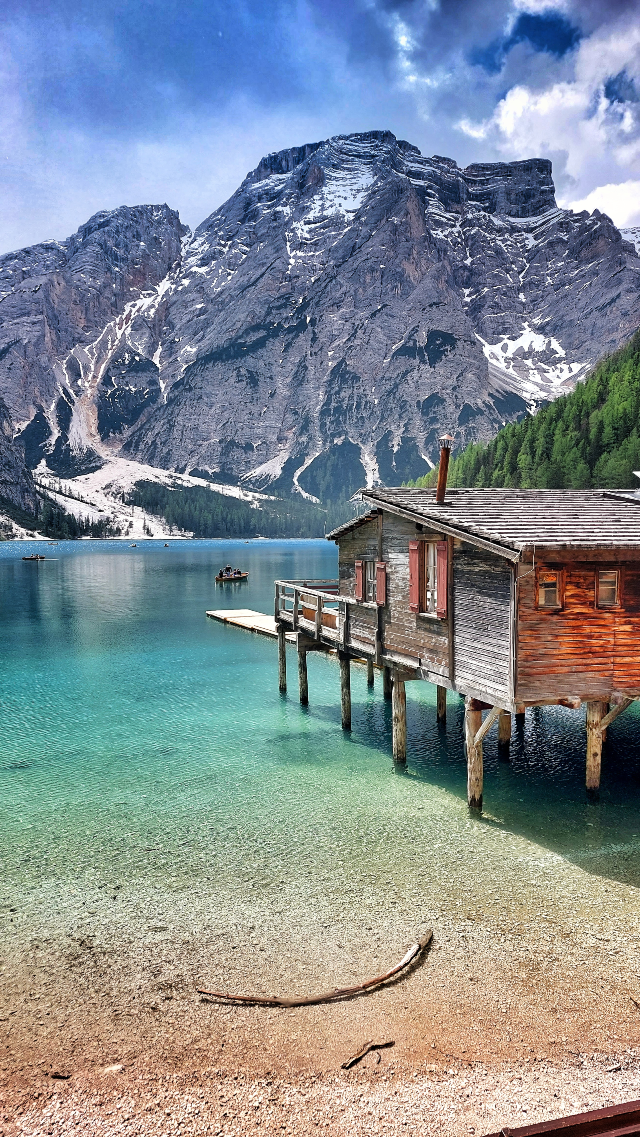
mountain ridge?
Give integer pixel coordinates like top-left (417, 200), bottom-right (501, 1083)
top-left (2, 130), bottom-right (640, 508)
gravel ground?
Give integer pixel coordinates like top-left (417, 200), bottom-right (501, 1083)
top-left (4, 776), bottom-right (640, 1135)
top-left (4, 1053), bottom-right (640, 1136)
top-left (3, 894), bottom-right (640, 1136)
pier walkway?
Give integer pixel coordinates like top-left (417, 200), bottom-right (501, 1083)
top-left (206, 608), bottom-right (295, 641)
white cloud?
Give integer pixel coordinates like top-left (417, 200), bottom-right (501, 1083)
top-left (456, 13), bottom-right (640, 214)
top-left (567, 179), bottom-right (640, 227)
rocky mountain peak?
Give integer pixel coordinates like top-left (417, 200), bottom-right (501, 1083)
top-left (2, 132), bottom-right (640, 505)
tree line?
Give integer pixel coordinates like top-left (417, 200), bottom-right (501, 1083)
top-left (127, 481), bottom-right (356, 538)
top-left (410, 330), bottom-right (640, 490)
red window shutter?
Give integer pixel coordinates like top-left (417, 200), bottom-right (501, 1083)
top-left (376, 562), bottom-right (386, 606)
top-left (409, 542), bottom-right (420, 612)
top-left (436, 541), bottom-right (448, 619)
top-left (355, 560), bottom-right (364, 601)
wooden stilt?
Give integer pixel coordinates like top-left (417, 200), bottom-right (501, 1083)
top-left (383, 665), bottom-right (393, 701)
top-left (392, 675), bottom-right (407, 763)
top-left (298, 650), bottom-right (308, 705)
top-left (367, 659), bottom-right (375, 687)
top-left (277, 624), bottom-right (287, 693)
top-left (339, 654), bottom-right (351, 731)
top-left (586, 700), bottom-right (606, 794)
top-left (436, 685), bottom-right (447, 724)
top-left (498, 710), bottom-right (512, 745)
top-left (465, 697), bottom-right (483, 811)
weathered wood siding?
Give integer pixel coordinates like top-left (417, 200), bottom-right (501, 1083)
top-left (349, 607), bottom-right (377, 653)
top-left (335, 512), bottom-right (449, 673)
top-left (338, 519), bottom-right (378, 598)
top-left (381, 516), bottom-right (449, 673)
top-left (517, 558), bottom-right (640, 701)
top-left (453, 548), bottom-right (513, 704)
top-left (615, 566), bottom-right (640, 691)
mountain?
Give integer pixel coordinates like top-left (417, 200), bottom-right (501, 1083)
top-left (411, 329), bottom-right (640, 492)
top-left (0, 395), bottom-right (37, 513)
top-left (0, 204), bottom-right (186, 480)
top-left (3, 130), bottom-right (640, 504)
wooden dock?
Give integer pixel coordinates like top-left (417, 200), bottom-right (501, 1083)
top-left (206, 609), bottom-right (295, 641)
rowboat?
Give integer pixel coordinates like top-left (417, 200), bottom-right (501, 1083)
top-left (22, 554), bottom-right (45, 561)
top-left (216, 566), bottom-right (249, 582)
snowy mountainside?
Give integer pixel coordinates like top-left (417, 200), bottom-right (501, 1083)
top-left (31, 456), bottom-right (275, 539)
top-left (621, 227), bottom-right (640, 255)
top-left (4, 131), bottom-right (640, 502)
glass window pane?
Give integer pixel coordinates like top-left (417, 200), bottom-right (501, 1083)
top-left (598, 570), bottom-right (618, 607)
top-left (365, 560), bottom-right (376, 602)
top-left (423, 542), bottom-right (437, 613)
top-left (538, 574), bottom-right (558, 607)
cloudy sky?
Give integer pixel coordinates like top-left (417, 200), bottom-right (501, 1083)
top-left (1, 0), bottom-right (640, 253)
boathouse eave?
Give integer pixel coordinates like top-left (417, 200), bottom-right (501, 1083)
top-left (357, 491), bottom-right (522, 564)
top-left (325, 509), bottom-right (380, 542)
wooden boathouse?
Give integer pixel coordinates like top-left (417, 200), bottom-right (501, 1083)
top-left (274, 461), bottom-right (640, 812)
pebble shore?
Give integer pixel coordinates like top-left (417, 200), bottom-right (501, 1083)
top-left (4, 1053), bottom-right (640, 1136)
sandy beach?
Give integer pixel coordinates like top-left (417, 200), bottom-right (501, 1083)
top-left (3, 876), bottom-right (640, 1136)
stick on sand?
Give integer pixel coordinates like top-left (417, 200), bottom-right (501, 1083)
top-left (196, 929), bottom-right (432, 1007)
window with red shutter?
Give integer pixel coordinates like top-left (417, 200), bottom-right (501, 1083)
top-left (436, 541), bottom-right (448, 618)
top-left (409, 542), bottom-right (420, 611)
top-left (376, 562), bottom-right (386, 606)
top-left (355, 560), bottom-right (364, 601)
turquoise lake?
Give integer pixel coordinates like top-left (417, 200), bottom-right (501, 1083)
top-left (3, 537), bottom-right (640, 960)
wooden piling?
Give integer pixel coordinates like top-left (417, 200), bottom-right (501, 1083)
top-left (498, 710), bottom-right (512, 745)
top-left (298, 650), bottom-right (308, 705)
top-left (586, 699), bottom-right (606, 794)
top-left (367, 659), bottom-right (375, 687)
top-left (465, 697), bottom-right (483, 811)
top-left (383, 666), bottom-right (393, 701)
top-left (392, 675), bottom-right (407, 763)
top-left (277, 624), bottom-right (287, 693)
top-left (339, 654), bottom-right (351, 731)
top-left (436, 685), bottom-right (447, 724)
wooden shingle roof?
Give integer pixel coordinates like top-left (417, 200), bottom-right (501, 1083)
top-left (328, 488), bottom-right (640, 560)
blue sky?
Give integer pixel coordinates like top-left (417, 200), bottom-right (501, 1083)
top-left (1, 0), bottom-right (640, 253)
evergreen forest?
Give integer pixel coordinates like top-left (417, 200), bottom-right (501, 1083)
top-left (0, 492), bottom-right (121, 540)
top-left (410, 330), bottom-right (640, 491)
top-left (127, 481), bottom-right (355, 538)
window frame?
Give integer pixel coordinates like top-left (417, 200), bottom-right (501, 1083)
top-left (410, 539), bottom-right (448, 619)
top-left (536, 568), bottom-right (563, 611)
top-left (596, 568), bottom-right (620, 609)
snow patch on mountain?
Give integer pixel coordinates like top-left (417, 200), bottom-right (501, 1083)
top-left (478, 325), bottom-right (587, 408)
top-left (622, 227), bottom-right (640, 255)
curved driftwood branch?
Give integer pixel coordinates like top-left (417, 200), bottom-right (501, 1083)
top-left (196, 929), bottom-right (432, 1007)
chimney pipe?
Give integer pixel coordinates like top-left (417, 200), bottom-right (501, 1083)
top-left (436, 434), bottom-right (454, 503)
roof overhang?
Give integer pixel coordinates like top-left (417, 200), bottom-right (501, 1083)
top-left (326, 509), bottom-right (380, 542)
top-left (361, 490), bottom-right (522, 563)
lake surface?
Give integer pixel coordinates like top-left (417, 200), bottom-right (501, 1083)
top-left (3, 537), bottom-right (640, 959)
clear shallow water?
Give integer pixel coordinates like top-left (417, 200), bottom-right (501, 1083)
top-left (3, 538), bottom-right (640, 949)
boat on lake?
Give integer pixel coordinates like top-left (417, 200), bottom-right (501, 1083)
top-left (216, 565), bottom-right (249, 582)
top-left (22, 554), bottom-right (45, 561)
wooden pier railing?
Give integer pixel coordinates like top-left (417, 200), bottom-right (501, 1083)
top-left (274, 579), bottom-right (377, 652)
